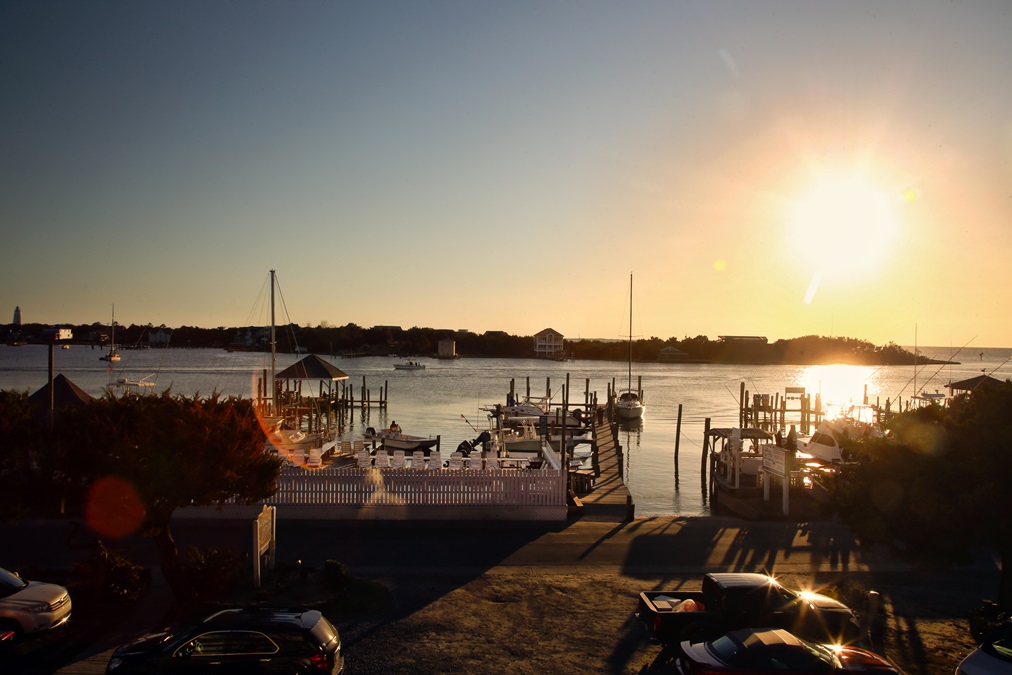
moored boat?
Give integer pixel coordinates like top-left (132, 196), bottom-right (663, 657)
top-left (365, 427), bottom-right (439, 451)
top-left (616, 273), bottom-right (645, 420)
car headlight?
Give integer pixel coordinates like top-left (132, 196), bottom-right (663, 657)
top-left (27, 602), bottom-right (52, 613)
top-left (107, 656), bottom-right (124, 670)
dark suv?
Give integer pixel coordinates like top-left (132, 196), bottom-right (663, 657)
top-left (106, 607), bottom-right (344, 674)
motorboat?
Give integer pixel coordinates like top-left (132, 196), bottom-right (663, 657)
top-left (798, 416), bottom-right (881, 464)
top-left (365, 427), bottom-right (439, 451)
top-left (394, 361), bottom-right (426, 370)
top-left (108, 374), bottom-right (156, 391)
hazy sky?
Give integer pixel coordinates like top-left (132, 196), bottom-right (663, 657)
top-left (4, 1), bottom-right (1011, 347)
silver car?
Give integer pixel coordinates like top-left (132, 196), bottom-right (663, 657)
top-left (957, 619), bottom-right (1012, 674)
top-left (0, 566), bottom-right (72, 641)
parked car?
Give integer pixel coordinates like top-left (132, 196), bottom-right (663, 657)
top-left (957, 619), bottom-right (1012, 674)
top-left (106, 606), bottom-right (345, 674)
top-left (0, 566), bottom-right (72, 642)
top-left (674, 627), bottom-right (900, 673)
top-left (636, 572), bottom-right (861, 646)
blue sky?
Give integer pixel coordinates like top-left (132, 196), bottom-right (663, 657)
top-left (4, 1), bottom-right (1012, 347)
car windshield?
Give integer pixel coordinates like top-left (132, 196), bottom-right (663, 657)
top-left (708, 634), bottom-right (745, 663)
top-left (0, 568), bottom-right (27, 597)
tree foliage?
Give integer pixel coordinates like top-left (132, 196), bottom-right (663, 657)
top-left (51, 392), bottom-right (281, 599)
top-left (0, 390), bottom-right (46, 521)
top-left (831, 383), bottom-right (1012, 608)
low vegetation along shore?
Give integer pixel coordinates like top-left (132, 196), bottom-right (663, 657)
top-left (5, 320), bottom-right (938, 366)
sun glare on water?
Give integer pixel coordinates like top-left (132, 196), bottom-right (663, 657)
top-left (789, 174), bottom-right (902, 303)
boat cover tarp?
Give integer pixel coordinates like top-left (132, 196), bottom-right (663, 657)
top-left (275, 354), bottom-right (349, 381)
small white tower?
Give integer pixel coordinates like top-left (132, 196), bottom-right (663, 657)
top-left (13, 306), bottom-right (21, 326)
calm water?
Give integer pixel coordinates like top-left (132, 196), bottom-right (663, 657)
top-left (3, 344), bottom-right (1009, 517)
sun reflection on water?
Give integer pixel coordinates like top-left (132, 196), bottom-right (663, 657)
top-left (791, 364), bottom-right (884, 415)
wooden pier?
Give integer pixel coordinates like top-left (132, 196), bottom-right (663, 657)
top-left (570, 419), bottom-right (633, 521)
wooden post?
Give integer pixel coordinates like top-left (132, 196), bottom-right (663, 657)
top-left (562, 384), bottom-right (569, 495)
top-left (701, 417), bottom-right (710, 487)
top-left (48, 343), bottom-right (55, 431)
top-left (638, 375), bottom-right (643, 401)
top-left (674, 403), bottom-right (682, 484)
top-left (739, 382), bottom-right (746, 427)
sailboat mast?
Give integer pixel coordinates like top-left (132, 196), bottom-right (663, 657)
top-left (270, 270), bottom-right (277, 416)
top-left (628, 273), bottom-right (633, 391)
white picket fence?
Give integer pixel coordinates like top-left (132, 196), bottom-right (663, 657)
top-left (177, 466), bottom-right (569, 521)
top-left (272, 466), bottom-right (566, 506)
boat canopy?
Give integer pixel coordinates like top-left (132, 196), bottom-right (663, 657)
top-left (706, 428), bottom-right (774, 441)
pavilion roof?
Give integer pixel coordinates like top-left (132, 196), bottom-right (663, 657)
top-left (275, 354), bottom-right (349, 381)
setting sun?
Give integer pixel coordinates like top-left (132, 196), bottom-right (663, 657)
top-left (789, 175), bottom-right (902, 302)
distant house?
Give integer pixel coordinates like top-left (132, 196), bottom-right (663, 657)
top-left (658, 346), bottom-right (688, 362)
top-left (437, 339), bottom-right (458, 359)
top-left (149, 328), bottom-right (172, 347)
top-left (718, 335), bottom-right (768, 344)
top-left (534, 328), bottom-right (564, 358)
top-left (42, 327), bottom-right (73, 341)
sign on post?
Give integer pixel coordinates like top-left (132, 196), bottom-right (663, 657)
top-left (763, 445), bottom-right (787, 478)
top-left (252, 505), bottom-right (276, 589)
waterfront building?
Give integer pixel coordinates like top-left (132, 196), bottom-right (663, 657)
top-left (534, 328), bottom-right (565, 358)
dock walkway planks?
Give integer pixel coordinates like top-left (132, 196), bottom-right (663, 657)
top-left (574, 421), bottom-right (633, 521)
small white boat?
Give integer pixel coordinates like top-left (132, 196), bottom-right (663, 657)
top-left (798, 417), bottom-right (882, 464)
top-left (99, 305), bottom-right (121, 362)
top-left (616, 274), bottom-right (645, 420)
top-left (615, 390), bottom-right (644, 420)
top-left (394, 361), bottom-right (426, 370)
top-left (108, 374), bottom-right (156, 391)
top-left (365, 427), bottom-right (439, 451)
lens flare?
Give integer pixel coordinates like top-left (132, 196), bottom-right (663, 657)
top-left (85, 475), bottom-right (145, 539)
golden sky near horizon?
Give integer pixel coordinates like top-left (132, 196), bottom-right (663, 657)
top-left (3, 2), bottom-right (1012, 348)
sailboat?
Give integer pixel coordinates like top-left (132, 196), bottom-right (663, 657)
top-left (99, 305), bottom-right (121, 362)
top-left (257, 270), bottom-right (347, 463)
top-left (615, 273), bottom-right (645, 420)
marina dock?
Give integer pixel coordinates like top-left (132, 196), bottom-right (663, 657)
top-left (571, 420), bottom-right (633, 521)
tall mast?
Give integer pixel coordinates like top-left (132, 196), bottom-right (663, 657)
top-left (270, 270), bottom-right (276, 415)
top-left (628, 273), bottom-right (633, 390)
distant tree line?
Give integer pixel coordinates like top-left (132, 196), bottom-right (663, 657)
top-left (4, 321), bottom-right (933, 366)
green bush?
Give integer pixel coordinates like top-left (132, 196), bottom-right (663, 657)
top-left (321, 560), bottom-right (349, 593)
top-left (184, 546), bottom-right (243, 600)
